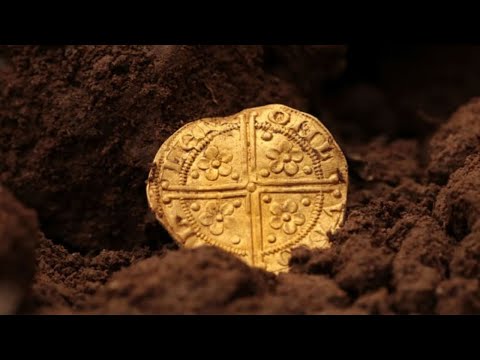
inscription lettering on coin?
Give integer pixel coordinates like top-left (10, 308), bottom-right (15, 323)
top-left (146, 104), bottom-right (348, 273)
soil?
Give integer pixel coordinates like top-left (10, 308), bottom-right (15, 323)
top-left (0, 186), bottom-right (38, 314)
top-left (2, 45), bottom-right (480, 314)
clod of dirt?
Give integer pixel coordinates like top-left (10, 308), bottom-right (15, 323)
top-left (434, 154), bottom-right (480, 241)
top-left (428, 99), bottom-right (480, 185)
top-left (353, 288), bottom-right (393, 315)
top-left (226, 273), bottom-right (350, 314)
top-left (0, 186), bottom-right (38, 314)
top-left (333, 235), bottom-right (394, 296)
top-left (450, 228), bottom-right (480, 279)
top-left (346, 137), bottom-right (420, 185)
top-left (435, 278), bottom-right (480, 315)
top-left (88, 246), bottom-right (274, 314)
top-left (25, 234), bottom-right (153, 314)
top-left (391, 216), bottom-right (451, 314)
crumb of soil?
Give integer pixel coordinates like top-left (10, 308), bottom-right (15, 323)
top-left (23, 234), bottom-right (155, 314)
top-left (428, 99), bottom-right (480, 185)
top-left (0, 186), bottom-right (38, 314)
top-left (434, 153), bottom-right (480, 241)
top-left (88, 246), bottom-right (275, 314)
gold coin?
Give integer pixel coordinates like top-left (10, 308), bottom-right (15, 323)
top-left (146, 104), bottom-right (348, 273)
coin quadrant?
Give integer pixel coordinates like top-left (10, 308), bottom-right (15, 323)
top-left (146, 104), bottom-right (348, 273)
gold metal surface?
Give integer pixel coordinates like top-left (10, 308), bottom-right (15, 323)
top-left (146, 104), bottom-right (348, 273)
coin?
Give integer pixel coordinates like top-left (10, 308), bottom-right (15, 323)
top-left (146, 104), bottom-right (348, 273)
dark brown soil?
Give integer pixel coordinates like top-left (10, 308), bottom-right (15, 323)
top-left (2, 45), bottom-right (480, 314)
top-left (0, 186), bottom-right (38, 314)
